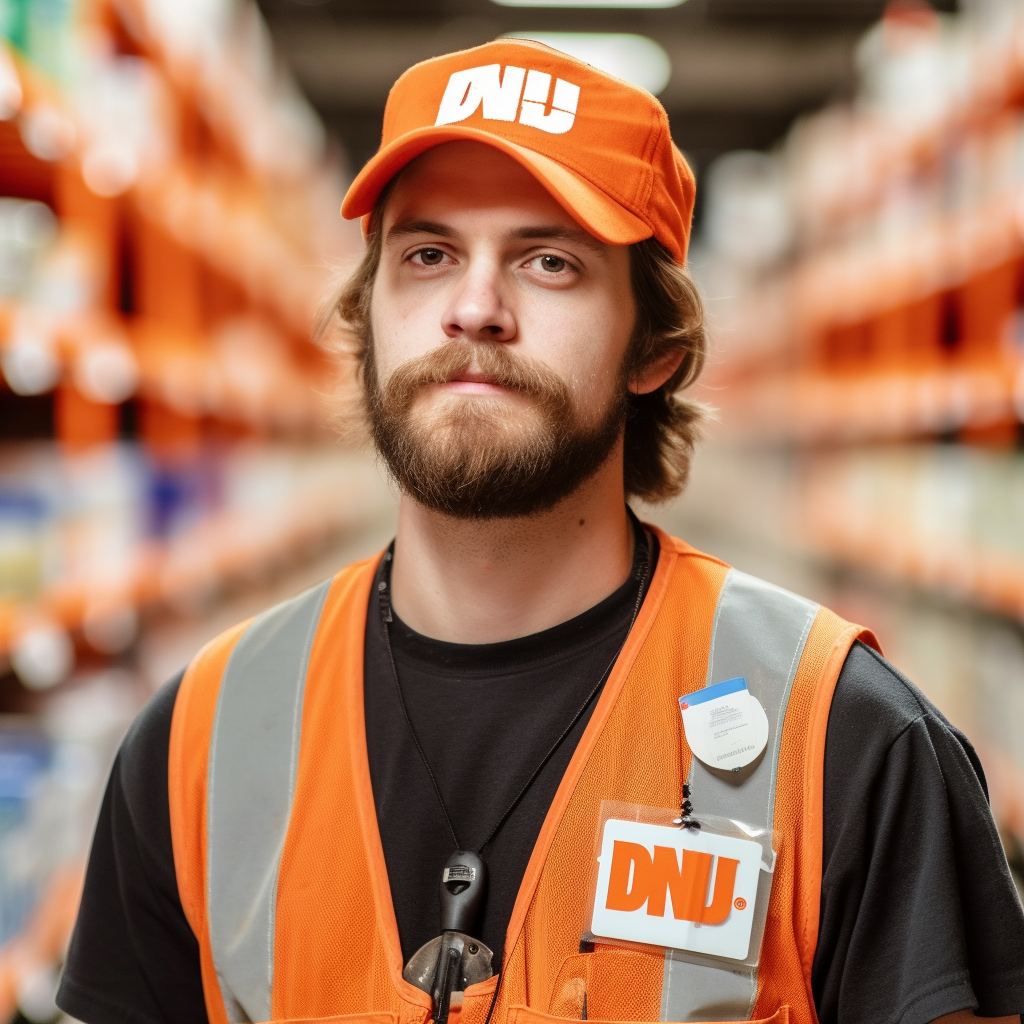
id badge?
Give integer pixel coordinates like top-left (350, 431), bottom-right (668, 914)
top-left (583, 801), bottom-right (775, 968)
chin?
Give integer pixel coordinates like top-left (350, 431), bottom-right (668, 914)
top-left (412, 392), bottom-right (544, 440)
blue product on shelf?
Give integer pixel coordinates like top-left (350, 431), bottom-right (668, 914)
top-left (145, 450), bottom-right (222, 541)
top-left (0, 489), bottom-right (47, 599)
top-left (0, 724), bottom-right (52, 947)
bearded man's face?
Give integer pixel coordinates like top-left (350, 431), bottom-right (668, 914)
top-left (366, 337), bottom-right (627, 518)
top-left (367, 142), bottom-right (637, 518)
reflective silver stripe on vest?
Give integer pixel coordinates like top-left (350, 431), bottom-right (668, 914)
top-left (660, 569), bottom-right (819, 1023)
top-left (207, 579), bottom-right (332, 1024)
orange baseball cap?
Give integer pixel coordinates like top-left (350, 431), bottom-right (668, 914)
top-left (341, 38), bottom-right (696, 264)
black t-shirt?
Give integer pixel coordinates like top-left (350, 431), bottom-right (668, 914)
top-left (56, 542), bottom-right (1024, 1024)
top-left (364, 525), bottom-right (653, 965)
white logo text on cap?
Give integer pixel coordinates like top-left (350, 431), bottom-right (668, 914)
top-left (435, 64), bottom-right (580, 135)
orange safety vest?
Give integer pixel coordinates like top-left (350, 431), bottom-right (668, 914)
top-left (169, 528), bottom-right (875, 1024)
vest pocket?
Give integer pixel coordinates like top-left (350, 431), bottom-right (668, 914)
top-left (533, 949), bottom-right (788, 1024)
top-left (547, 950), bottom-right (664, 1021)
top-left (259, 1014), bottom-right (399, 1024)
top-left (517, 1007), bottom-right (789, 1024)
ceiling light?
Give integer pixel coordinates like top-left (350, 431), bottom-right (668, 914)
top-left (505, 32), bottom-right (671, 95)
top-left (495, 0), bottom-right (685, 7)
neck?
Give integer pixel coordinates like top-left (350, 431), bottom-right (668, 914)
top-left (389, 452), bottom-right (634, 644)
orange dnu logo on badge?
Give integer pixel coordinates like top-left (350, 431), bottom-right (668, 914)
top-left (605, 841), bottom-right (739, 925)
top-left (590, 817), bottom-right (763, 960)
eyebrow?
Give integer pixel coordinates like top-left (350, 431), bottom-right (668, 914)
top-left (384, 219), bottom-right (607, 256)
top-left (508, 225), bottom-right (607, 256)
top-left (386, 219), bottom-right (454, 241)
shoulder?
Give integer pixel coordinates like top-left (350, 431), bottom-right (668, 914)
top-left (823, 641), bottom-right (992, 856)
top-left (120, 671), bottom-right (183, 787)
top-left (168, 559), bottom-right (379, 933)
top-left (112, 672), bottom-right (185, 854)
top-left (180, 557), bottom-right (381, 700)
top-left (814, 642), bottom-right (1024, 1024)
top-left (829, 640), bottom-right (985, 789)
top-left (833, 641), bottom-right (952, 731)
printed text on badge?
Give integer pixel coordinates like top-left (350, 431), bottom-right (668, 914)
top-left (679, 677), bottom-right (768, 772)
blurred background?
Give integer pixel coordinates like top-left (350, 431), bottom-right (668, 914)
top-left (1, 0), bottom-right (1023, 1019)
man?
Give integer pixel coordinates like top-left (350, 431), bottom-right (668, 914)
top-left (57, 38), bottom-right (1023, 1024)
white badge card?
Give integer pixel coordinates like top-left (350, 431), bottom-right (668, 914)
top-left (679, 677), bottom-right (768, 772)
top-left (583, 803), bottom-right (775, 968)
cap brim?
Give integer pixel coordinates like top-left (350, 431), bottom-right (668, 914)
top-left (341, 126), bottom-right (654, 248)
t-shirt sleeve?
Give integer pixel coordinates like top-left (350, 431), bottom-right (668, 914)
top-left (812, 641), bottom-right (1024, 1024)
top-left (56, 673), bottom-right (209, 1024)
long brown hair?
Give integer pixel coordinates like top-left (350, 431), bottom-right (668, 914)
top-left (316, 204), bottom-right (708, 503)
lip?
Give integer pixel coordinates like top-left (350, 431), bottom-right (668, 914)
top-left (439, 380), bottom-right (507, 395)
top-left (438, 370), bottom-right (507, 395)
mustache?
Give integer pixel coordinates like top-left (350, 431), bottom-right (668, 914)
top-left (374, 340), bottom-right (568, 409)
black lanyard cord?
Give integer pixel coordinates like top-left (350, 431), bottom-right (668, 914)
top-left (377, 517), bottom-right (652, 858)
top-left (379, 555), bottom-right (462, 851)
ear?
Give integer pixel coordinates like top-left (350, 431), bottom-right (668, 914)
top-left (629, 347), bottom-right (688, 396)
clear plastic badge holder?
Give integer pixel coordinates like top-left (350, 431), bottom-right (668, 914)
top-left (582, 801), bottom-right (776, 975)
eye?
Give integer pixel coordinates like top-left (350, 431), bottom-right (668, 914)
top-left (539, 255), bottom-right (567, 273)
top-left (413, 248), bottom-right (447, 266)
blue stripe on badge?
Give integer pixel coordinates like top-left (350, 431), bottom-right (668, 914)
top-left (678, 676), bottom-right (748, 709)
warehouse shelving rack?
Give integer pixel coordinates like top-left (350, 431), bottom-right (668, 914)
top-left (0, 1), bottom-right (373, 1014)
top-left (0, 0), bottom-right (365, 668)
top-left (674, 1), bottom-right (1024, 880)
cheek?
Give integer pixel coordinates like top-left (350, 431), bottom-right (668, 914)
top-left (369, 278), bottom-right (442, 377)
top-left (521, 294), bottom-right (632, 394)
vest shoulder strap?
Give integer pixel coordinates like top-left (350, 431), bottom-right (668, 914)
top-left (661, 568), bottom-right (819, 1023)
top-left (207, 577), bottom-right (334, 1024)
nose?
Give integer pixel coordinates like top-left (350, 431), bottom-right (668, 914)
top-left (441, 260), bottom-right (516, 343)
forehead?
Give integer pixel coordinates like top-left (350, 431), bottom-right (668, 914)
top-left (382, 141), bottom-right (585, 234)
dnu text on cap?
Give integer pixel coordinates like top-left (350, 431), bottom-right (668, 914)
top-left (341, 38), bottom-right (696, 265)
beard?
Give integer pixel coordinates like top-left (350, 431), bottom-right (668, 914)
top-left (365, 337), bottom-right (626, 519)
